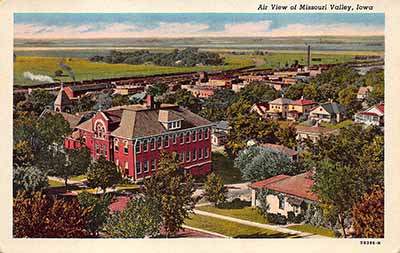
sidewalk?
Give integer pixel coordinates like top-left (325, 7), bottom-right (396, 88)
top-left (193, 209), bottom-right (325, 238)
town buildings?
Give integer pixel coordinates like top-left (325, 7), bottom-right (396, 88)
top-left (267, 97), bottom-right (293, 119)
top-left (309, 101), bottom-right (346, 123)
top-left (287, 98), bottom-right (318, 121)
top-left (354, 103), bottom-right (384, 126)
top-left (250, 171), bottom-right (317, 218)
top-left (64, 95), bottom-right (213, 182)
top-left (296, 125), bottom-right (338, 143)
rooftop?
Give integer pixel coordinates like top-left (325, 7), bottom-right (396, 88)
top-left (260, 143), bottom-right (298, 157)
top-left (250, 171), bottom-right (318, 202)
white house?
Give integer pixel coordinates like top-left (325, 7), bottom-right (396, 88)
top-left (354, 103), bottom-right (384, 126)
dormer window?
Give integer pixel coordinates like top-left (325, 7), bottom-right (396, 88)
top-left (158, 110), bottom-right (183, 130)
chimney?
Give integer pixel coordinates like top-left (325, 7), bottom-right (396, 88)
top-left (146, 95), bottom-right (155, 109)
top-left (306, 45), bottom-right (311, 67)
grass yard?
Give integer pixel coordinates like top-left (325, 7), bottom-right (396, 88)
top-left (212, 151), bottom-right (244, 185)
top-left (13, 56), bottom-right (249, 86)
top-left (48, 179), bottom-right (64, 187)
top-left (185, 214), bottom-right (289, 238)
top-left (115, 184), bottom-right (140, 191)
top-left (287, 224), bottom-right (336, 238)
top-left (320, 119), bottom-right (353, 129)
top-left (196, 205), bottom-right (269, 225)
top-left (70, 175), bottom-right (87, 181)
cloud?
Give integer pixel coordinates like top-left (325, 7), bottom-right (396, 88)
top-left (223, 21), bottom-right (273, 35)
top-left (14, 21), bottom-right (383, 39)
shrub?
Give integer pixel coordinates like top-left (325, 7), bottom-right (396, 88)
top-left (266, 213), bottom-right (287, 225)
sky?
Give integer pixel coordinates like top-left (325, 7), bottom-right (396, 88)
top-left (14, 13), bottom-right (385, 39)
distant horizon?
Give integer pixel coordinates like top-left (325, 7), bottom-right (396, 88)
top-left (14, 13), bottom-right (384, 39)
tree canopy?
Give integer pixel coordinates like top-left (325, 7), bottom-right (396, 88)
top-left (87, 156), bottom-right (122, 193)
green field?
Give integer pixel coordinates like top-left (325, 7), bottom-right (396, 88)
top-left (13, 48), bottom-right (381, 86)
top-left (14, 56), bottom-right (248, 86)
top-left (196, 205), bottom-right (269, 225)
top-left (185, 214), bottom-right (289, 238)
top-left (287, 224), bottom-right (336, 237)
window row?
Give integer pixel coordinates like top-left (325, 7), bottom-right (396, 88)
top-left (177, 147), bottom-right (210, 163)
top-left (135, 159), bottom-right (157, 175)
top-left (134, 128), bottom-right (210, 153)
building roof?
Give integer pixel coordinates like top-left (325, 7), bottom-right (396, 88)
top-left (54, 88), bottom-right (72, 105)
top-left (357, 86), bottom-right (373, 95)
top-left (376, 103), bottom-right (384, 114)
top-left (214, 120), bottom-right (229, 130)
top-left (260, 143), bottom-right (298, 156)
top-left (40, 109), bottom-right (83, 129)
top-left (250, 171), bottom-right (318, 202)
top-left (318, 102), bottom-right (346, 115)
top-left (269, 97), bottom-right (293, 105)
top-left (252, 102), bottom-right (270, 114)
top-left (290, 99), bottom-right (317, 106)
top-left (158, 110), bottom-right (184, 122)
top-left (67, 83), bottom-right (110, 92)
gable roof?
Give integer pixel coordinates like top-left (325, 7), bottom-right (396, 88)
top-left (319, 102), bottom-right (346, 115)
top-left (261, 143), bottom-right (298, 156)
top-left (54, 88), bottom-right (72, 105)
top-left (376, 103), bottom-right (384, 114)
top-left (290, 99), bottom-right (317, 106)
top-left (250, 171), bottom-right (318, 201)
top-left (269, 97), bottom-right (293, 105)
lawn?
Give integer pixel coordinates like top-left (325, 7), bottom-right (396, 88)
top-left (48, 179), bottom-right (64, 187)
top-left (70, 175), bottom-right (87, 181)
top-left (115, 184), bottom-right (140, 191)
top-left (13, 56), bottom-right (249, 86)
top-left (320, 119), bottom-right (353, 129)
top-left (212, 151), bottom-right (244, 185)
top-left (287, 224), bottom-right (336, 238)
top-left (185, 214), bottom-right (289, 238)
top-left (196, 205), bottom-right (269, 225)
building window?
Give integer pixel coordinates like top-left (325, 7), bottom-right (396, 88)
top-left (178, 152), bottom-right (184, 162)
top-left (135, 141), bottom-right (141, 153)
top-left (124, 141), bottom-right (128, 154)
top-left (186, 132), bottom-right (191, 144)
top-left (278, 197), bottom-right (285, 210)
top-left (151, 159), bottom-right (156, 171)
top-left (143, 139), bottom-right (148, 152)
top-left (114, 138), bottom-right (119, 152)
top-left (199, 148), bottom-right (203, 159)
top-left (180, 133), bottom-right (184, 144)
top-left (204, 128), bottom-right (209, 139)
top-left (124, 161), bottom-right (128, 172)
top-left (150, 138), bottom-right (156, 150)
top-left (192, 131), bottom-right (197, 142)
top-left (172, 134), bottom-right (177, 144)
top-left (198, 129), bottom-right (203, 140)
top-left (103, 144), bottom-right (107, 157)
top-left (157, 137), bottom-right (162, 149)
top-left (164, 135), bottom-right (169, 148)
top-left (205, 148), bottom-right (209, 158)
top-left (193, 149), bottom-right (197, 161)
top-left (95, 143), bottom-right (99, 154)
top-left (168, 122), bottom-right (172, 129)
top-left (144, 160), bottom-right (149, 173)
top-left (186, 151), bottom-right (191, 162)
top-left (136, 161), bottom-right (142, 175)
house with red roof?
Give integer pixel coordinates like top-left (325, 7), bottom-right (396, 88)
top-left (63, 95), bottom-right (213, 182)
top-left (250, 102), bottom-right (270, 119)
top-left (260, 143), bottom-right (298, 161)
top-left (249, 171), bottom-right (317, 218)
top-left (287, 97), bottom-right (318, 121)
top-left (354, 103), bottom-right (384, 126)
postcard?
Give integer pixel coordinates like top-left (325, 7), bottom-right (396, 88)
top-left (1, 0), bottom-right (399, 252)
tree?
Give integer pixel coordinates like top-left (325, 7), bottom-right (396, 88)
top-left (77, 192), bottom-right (113, 236)
top-left (87, 156), bottom-right (122, 193)
top-left (36, 113), bottom-right (71, 148)
top-left (147, 83), bottom-right (168, 97)
top-left (13, 140), bottom-right (35, 166)
top-left (144, 151), bottom-right (196, 237)
top-left (27, 89), bottom-right (56, 114)
top-left (112, 94), bottom-right (130, 107)
top-left (203, 173), bottom-right (227, 206)
top-left (338, 86), bottom-right (361, 118)
top-left (238, 82), bottom-right (280, 104)
top-left (225, 98), bottom-right (279, 156)
top-left (163, 89), bottom-right (202, 113)
top-left (238, 147), bottom-right (300, 182)
top-left (303, 84), bottom-right (318, 101)
top-left (199, 89), bottom-right (239, 121)
top-left (284, 83), bottom-right (305, 100)
top-left (352, 185), bottom-right (384, 238)
top-left (13, 164), bottom-right (48, 195)
top-left (276, 125), bottom-right (297, 148)
top-left (93, 93), bottom-right (112, 111)
top-left (13, 191), bottom-right (91, 238)
top-left (104, 196), bottom-right (162, 238)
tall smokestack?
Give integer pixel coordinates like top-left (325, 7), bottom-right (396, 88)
top-left (306, 45), bottom-right (311, 67)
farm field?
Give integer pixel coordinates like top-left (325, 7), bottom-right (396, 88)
top-left (13, 49), bottom-right (380, 86)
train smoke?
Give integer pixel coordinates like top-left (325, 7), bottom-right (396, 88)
top-left (23, 71), bottom-right (54, 83)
